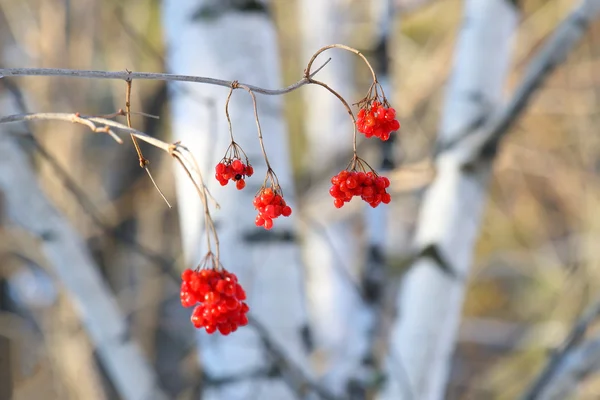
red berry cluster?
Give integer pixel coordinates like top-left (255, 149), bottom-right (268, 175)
top-left (215, 159), bottom-right (254, 190)
top-left (356, 101), bottom-right (400, 141)
top-left (180, 268), bottom-right (249, 335)
top-left (253, 187), bottom-right (292, 230)
top-left (330, 170), bottom-right (391, 208)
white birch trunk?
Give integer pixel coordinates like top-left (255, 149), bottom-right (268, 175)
top-left (0, 129), bottom-right (166, 400)
top-left (298, 0), bottom-right (364, 392)
top-left (378, 1), bottom-right (519, 399)
top-left (351, 0), bottom-right (398, 392)
top-left (162, 1), bottom-right (309, 399)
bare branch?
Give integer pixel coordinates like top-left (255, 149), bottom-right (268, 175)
top-left (534, 335), bottom-right (600, 400)
top-left (249, 316), bottom-right (342, 400)
top-left (0, 57), bottom-right (332, 96)
top-left (473, 0), bottom-right (600, 158)
top-left (0, 112), bottom-right (169, 151)
top-left (0, 134), bottom-right (167, 400)
top-left (521, 298), bottom-right (600, 400)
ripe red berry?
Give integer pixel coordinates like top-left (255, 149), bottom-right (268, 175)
top-left (214, 158), bottom-right (253, 189)
top-left (264, 218), bottom-right (273, 230)
top-left (180, 267), bottom-right (249, 335)
top-left (232, 159), bottom-right (243, 172)
top-left (253, 186), bottom-right (292, 230)
top-left (329, 168), bottom-right (391, 209)
top-left (356, 99), bottom-right (400, 141)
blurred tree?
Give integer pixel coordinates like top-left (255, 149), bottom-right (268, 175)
top-left (379, 0), bottom-right (520, 398)
top-left (297, 0), bottom-right (364, 394)
top-left (162, 0), bottom-right (311, 399)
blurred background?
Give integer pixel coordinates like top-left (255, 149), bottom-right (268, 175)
top-left (1, 0), bottom-right (600, 399)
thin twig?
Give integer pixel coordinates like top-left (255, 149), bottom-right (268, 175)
top-left (124, 78), bottom-right (172, 208)
top-left (473, 0), bottom-right (600, 158)
top-left (305, 44), bottom-right (377, 83)
top-left (249, 316), bottom-right (342, 400)
top-left (224, 85), bottom-right (236, 142)
top-left (0, 113), bottom-right (160, 149)
top-left (521, 297), bottom-right (600, 400)
top-left (234, 83), bottom-right (272, 171)
top-left (306, 78), bottom-right (358, 155)
top-left (125, 77), bottom-right (148, 167)
top-left (0, 58), bottom-right (332, 96)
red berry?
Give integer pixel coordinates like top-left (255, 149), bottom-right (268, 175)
top-left (232, 159), bottom-right (243, 172)
top-left (330, 169), bottom-right (391, 209)
top-left (182, 267), bottom-right (249, 335)
top-left (236, 179), bottom-right (246, 190)
top-left (235, 284), bottom-right (246, 300)
top-left (181, 269), bottom-right (194, 282)
top-left (264, 218), bottom-right (273, 230)
top-left (205, 325), bottom-right (217, 334)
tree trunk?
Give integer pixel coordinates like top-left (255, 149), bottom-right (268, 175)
top-left (162, 1), bottom-right (310, 399)
top-left (297, 0), bottom-right (364, 394)
top-left (0, 131), bottom-right (166, 400)
top-left (378, 1), bottom-right (519, 399)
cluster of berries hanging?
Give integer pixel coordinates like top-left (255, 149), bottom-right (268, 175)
top-left (215, 159), bottom-right (253, 190)
top-left (215, 142), bottom-right (254, 190)
top-left (330, 158), bottom-right (391, 209)
top-left (253, 180), bottom-right (292, 230)
top-left (194, 54), bottom-right (402, 335)
top-left (327, 83), bottom-right (398, 208)
top-left (356, 83), bottom-right (400, 141)
top-left (180, 264), bottom-right (249, 335)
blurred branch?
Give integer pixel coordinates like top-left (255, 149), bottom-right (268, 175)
top-left (0, 110), bottom-right (339, 400)
top-left (0, 133), bottom-right (167, 400)
top-left (472, 0), bottom-right (600, 159)
top-left (249, 316), bottom-right (342, 400)
top-left (0, 273), bottom-right (12, 400)
top-left (521, 298), bottom-right (600, 400)
top-left (530, 335), bottom-right (600, 400)
top-left (1, 79), bottom-right (180, 281)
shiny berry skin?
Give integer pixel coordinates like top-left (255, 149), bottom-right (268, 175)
top-left (356, 100), bottom-right (400, 141)
top-left (329, 169), bottom-right (391, 208)
top-left (253, 187), bottom-right (292, 230)
top-left (180, 268), bottom-right (250, 335)
top-left (215, 158), bottom-right (253, 190)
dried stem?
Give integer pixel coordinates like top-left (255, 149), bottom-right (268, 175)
top-left (171, 144), bottom-right (220, 268)
top-left (305, 44), bottom-right (377, 84)
top-left (307, 78), bottom-right (358, 155)
top-left (125, 78), bottom-right (148, 168)
top-left (0, 49), bottom-right (357, 273)
top-left (234, 83), bottom-right (273, 171)
top-left (303, 44), bottom-right (375, 157)
top-left (124, 79), bottom-right (172, 208)
top-left (225, 85), bottom-right (235, 142)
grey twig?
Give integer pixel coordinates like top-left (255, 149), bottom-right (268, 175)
top-left (521, 298), bottom-right (600, 400)
top-left (0, 58), bottom-right (331, 96)
top-left (0, 113), bottom-right (170, 152)
top-left (474, 0), bottom-right (600, 159)
top-left (249, 317), bottom-right (342, 400)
